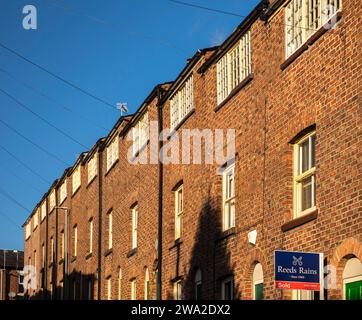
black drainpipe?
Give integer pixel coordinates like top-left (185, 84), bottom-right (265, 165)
top-left (156, 88), bottom-right (164, 300)
top-left (97, 148), bottom-right (103, 300)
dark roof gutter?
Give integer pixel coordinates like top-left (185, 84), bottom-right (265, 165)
top-left (159, 46), bottom-right (219, 105)
top-left (198, 1), bottom-right (268, 74)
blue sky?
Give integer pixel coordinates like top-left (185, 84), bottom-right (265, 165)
top-left (0, 0), bottom-right (259, 250)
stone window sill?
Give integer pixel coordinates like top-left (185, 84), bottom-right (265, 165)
top-left (169, 238), bottom-right (183, 250)
top-left (104, 248), bottom-right (113, 257)
top-left (215, 227), bottom-right (237, 242)
top-left (214, 74), bottom-right (254, 113)
top-left (281, 12), bottom-right (343, 71)
top-left (281, 209), bottom-right (318, 232)
top-left (71, 186), bottom-right (81, 199)
top-left (105, 159), bottom-right (119, 177)
top-left (127, 248), bottom-right (137, 258)
top-left (86, 175), bottom-right (97, 189)
top-left (168, 109), bottom-right (195, 140)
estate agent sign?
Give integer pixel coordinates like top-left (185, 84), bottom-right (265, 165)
top-left (274, 250), bottom-right (323, 291)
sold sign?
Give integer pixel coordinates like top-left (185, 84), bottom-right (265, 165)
top-left (274, 250), bottom-right (323, 291)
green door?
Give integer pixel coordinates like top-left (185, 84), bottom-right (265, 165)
top-left (255, 283), bottom-right (263, 300)
top-left (345, 280), bottom-right (362, 300)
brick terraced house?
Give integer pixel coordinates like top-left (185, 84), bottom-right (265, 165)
top-left (23, 0), bottom-right (361, 300)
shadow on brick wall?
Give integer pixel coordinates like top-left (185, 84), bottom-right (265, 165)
top-left (181, 194), bottom-right (239, 300)
top-left (24, 270), bottom-right (97, 300)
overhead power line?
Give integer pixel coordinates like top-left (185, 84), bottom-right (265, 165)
top-left (0, 118), bottom-right (70, 166)
top-left (166, 0), bottom-right (246, 18)
top-left (40, 0), bottom-right (187, 54)
top-left (0, 42), bottom-right (118, 112)
top-left (0, 209), bottom-right (21, 229)
top-left (0, 186), bottom-right (31, 213)
top-left (166, 1), bottom-right (347, 34)
top-left (0, 144), bottom-right (51, 185)
top-left (0, 67), bottom-right (108, 133)
top-left (0, 88), bottom-right (89, 149)
top-left (0, 161), bottom-right (43, 193)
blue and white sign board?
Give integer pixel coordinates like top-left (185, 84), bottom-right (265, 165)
top-left (274, 250), bottom-right (323, 291)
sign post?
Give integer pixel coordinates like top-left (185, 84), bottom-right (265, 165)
top-left (274, 250), bottom-right (324, 298)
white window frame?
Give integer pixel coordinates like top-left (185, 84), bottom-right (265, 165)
top-left (33, 211), bottom-right (39, 230)
top-left (87, 153), bottom-right (97, 184)
top-left (41, 243), bottom-right (45, 268)
top-left (108, 212), bottom-right (113, 250)
top-left (252, 263), bottom-right (264, 300)
top-left (60, 230), bottom-right (65, 260)
top-left (174, 184), bottom-right (183, 240)
top-left (131, 279), bottom-right (137, 300)
top-left (170, 75), bottom-right (194, 131)
top-left (221, 276), bottom-right (234, 300)
top-left (72, 165), bottom-right (81, 195)
top-left (132, 205), bottom-right (138, 250)
top-left (285, 0), bottom-right (343, 58)
top-left (107, 277), bottom-right (112, 300)
top-left (216, 30), bottom-right (252, 105)
top-left (25, 223), bottom-right (31, 240)
top-left (73, 225), bottom-right (78, 257)
top-left (293, 131), bottom-right (316, 217)
top-left (50, 237), bottom-right (54, 263)
top-left (59, 180), bottom-right (67, 204)
top-left (144, 268), bottom-right (150, 300)
top-left (106, 136), bottom-right (119, 172)
top-left (173, 280), bottom-right (182, 300)
top-left (132, 111), bottom-right (149, 157)
top-left (33, 250), bottom-right (37, 282)
top-left (292, 290), bottom-right (315, 300)
top-left (118, 268), bottom-right (122, 300)
top-left (89, 218), bottom-right (93, 254)
top-left (49, 190), bottom-right (56, 212)
top-left (41, 202), bottom-right (47, 222)
top-left (222, 163), bottom-right (235, 231)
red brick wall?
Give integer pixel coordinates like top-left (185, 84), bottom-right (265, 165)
top-left (23, 0), bottom-right (361, 300)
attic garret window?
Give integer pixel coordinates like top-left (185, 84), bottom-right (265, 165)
top-left (49, 189), bottom-right (55, 212)
top-left (106, 135), bottom-right (119, 172)
top-left (132, 111), bottom-right (149, 157)
top-left (72, 165), bottom-right (81, 195)
top-left (87, 153), bottom-right (97, 183)
top-left (41, 201), bottom-right (46, 221)
top-left (170, 75), bottom-right (194, 131)
top-left (285, 0), bottom-right (342, 57)
top-left (59, 180), bottom-right (67, 204)
top-left (216, 30), bottom-right (252, 105)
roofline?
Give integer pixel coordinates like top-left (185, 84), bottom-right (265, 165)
top-left (262, 0), bottom-right (287, 20)
top-left (82, 137), bottom-right (106, 164)
top-left (67, 152), bottom-right (88, 176)
top-left (100, 116), bottom-right (133, 150)
top-left (121, 82), bottom-right (173, 135)
top-left (198, 1), bottom-right (268, 74)
top-left (159, 46), bottom-right (219, 105)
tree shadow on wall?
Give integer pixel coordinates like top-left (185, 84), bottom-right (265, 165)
top-left (173, 195), bottom-right (240, 300)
